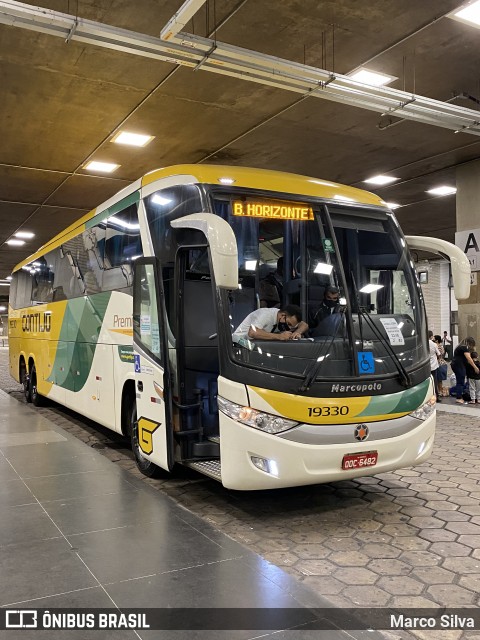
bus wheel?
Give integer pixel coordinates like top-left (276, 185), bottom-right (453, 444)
top-left (129, 402), bottom-right (162, 478)
top-left (23, 367), bottom-right (32, 403)
top-left (30, 365), bottom-right (46, 407)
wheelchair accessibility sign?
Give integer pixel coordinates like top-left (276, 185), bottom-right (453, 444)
top-left (358, 351), bottom-right (375, 374)
top-left (134, 354), bottom-right (141, 373)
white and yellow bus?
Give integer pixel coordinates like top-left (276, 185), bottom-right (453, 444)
top-left (8, 165), bottom-right (470, 490)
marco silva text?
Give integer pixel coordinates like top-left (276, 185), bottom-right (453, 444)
top-left (391, 614), bottom-right (475, 629)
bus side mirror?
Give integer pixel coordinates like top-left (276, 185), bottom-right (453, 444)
top-left (405, 235), bottom-right (471, 300)
top-left (171, 213), bottom-right (239, 290)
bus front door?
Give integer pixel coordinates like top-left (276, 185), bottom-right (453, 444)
top-left (132, 257), bottom-right (174, 474)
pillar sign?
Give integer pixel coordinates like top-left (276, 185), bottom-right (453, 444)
top-left (455, 228), bottom-right (480, 272)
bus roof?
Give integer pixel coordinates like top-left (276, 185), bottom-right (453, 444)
top-left (141, 164), bottom-right (384, 205)
top-left (13, 164), bottom-right (385, 272)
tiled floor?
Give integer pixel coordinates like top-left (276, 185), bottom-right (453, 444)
top-left (0, 389), bottom-right (380, 640)
top-left (2, 349), bottom-right (480, 639)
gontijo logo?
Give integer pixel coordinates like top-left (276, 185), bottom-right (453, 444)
top-left (21, 311), bottom-right (51, 333)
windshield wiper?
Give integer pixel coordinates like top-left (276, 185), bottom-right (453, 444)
top-left (349, 270), bottom-right (410, 387)
top-left (357, 308), bottom-right (411, 388)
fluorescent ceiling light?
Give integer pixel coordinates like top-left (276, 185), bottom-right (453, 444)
top-left (359, 284), bottom-right (384, 294)
top-left (427, 186), bottom-right (457, 196)
top-left (6, 239), bottom-right (25, 246)
top-left (308, 179), bottom-right (337, 188)
top-left (108, 215), bottom-right (140, 230)
top-left (385, 202), bottom-right (401, 209)
top-left (0, 306), bottom-right (6, 311)
top-left (245, 260), bottom-right (257, 271)
top-left (364, 175), bottom-right (399, 186)
top-left (219, 177), bottom-right (235, 185)
top-left (333, 194), bottom-right (355, 202)
top-left (111, 131), bottom-right (154, 147)
top-left (84, 161), bottom-right (119, 173)
top-left (151, 195), bottom-right (173, 205)
top-left (6, 276), bottom-right (12, 280)
top-left (451, 0), bottom-right (480, 27)
top-left (348, 68), bottom-right (397, 87)
top-left (314, 262), bottom-right (334, 275)
top-left (0, 283), bottom-right (11, 286)
top-left (15, 231), bottom-right (35, 239)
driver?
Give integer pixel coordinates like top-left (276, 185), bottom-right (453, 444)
top-left (308, 286), bottom-right (341, 330)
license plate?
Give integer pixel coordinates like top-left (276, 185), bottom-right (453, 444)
top-left (342, 451), bottom-right (378, 470)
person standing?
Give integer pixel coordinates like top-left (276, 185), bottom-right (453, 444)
top-left (434, 335), bottom-right (448, 397)
top-left (451, 337), bottom-right (479, 404)
top-left (442, 330), bottom-right (452, 360)
top-left (428, 331), bottom-right (441, 403)
top-left (466, 351), bottom-right (480, 404)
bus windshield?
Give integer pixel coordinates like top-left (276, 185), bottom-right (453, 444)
top-left (211, 191), bottom-right (428, 382)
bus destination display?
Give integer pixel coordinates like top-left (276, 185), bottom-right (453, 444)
top-left (232, 199), bottom-right (314, 220)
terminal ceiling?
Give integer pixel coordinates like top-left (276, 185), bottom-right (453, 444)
top-left (1, 0), bottom-right (480, 282)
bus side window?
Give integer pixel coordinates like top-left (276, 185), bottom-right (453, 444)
top-left (31, 257), bottom-right (54, 304)
top-left (10, 269), bottom-right (33, 309)
top-left (8, 272), bottom-right (18, 309)
top-left (58, 238), bottom-right (87, 298)
top-left (82, 225), bottom-right (105, 294)
top-left (104, 204), bottom-right (141, 291)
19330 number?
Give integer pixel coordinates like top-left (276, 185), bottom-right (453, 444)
top-left (307, 406), bottom-right (349, 417)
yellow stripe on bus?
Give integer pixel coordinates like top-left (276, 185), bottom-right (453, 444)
top-left (248, 386), bottom-right (409, 425)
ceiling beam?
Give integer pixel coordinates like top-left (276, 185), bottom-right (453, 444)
top-left (1, 0), bottom-right (480, 136)
top-left (161, 0), bottom-right (207, 41)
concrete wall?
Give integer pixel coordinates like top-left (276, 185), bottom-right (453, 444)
top-left (418, 261), bottom-right (450, 337)
top-left (456, 160), bottom-right (480, 347)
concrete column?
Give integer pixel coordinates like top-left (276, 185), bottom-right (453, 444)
top-left (456, 159), bottom-right (480, 346)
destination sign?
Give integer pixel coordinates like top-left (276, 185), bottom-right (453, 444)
top-left (232, 200), bottom-right (314, 220)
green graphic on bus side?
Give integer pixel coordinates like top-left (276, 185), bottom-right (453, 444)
top-left (48, 292), bottom-right (112, 391)
top-left (118, 345), bottom-right (134, 363)
top-left (357, 378), bottom-right (430, 417)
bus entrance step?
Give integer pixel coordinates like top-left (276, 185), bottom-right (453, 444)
top-left (185, 459), bottom-right (222, 482)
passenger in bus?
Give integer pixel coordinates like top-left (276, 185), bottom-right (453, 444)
top-left (259, 257), bottom-right (284, 307)
top-left (233, 304), bottom-right (308, 342)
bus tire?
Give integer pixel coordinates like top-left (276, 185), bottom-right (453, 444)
top-left (30, 365), bottom-right (46, 407)
top-left (129, 401), bottom-right (163, 478)
top-left (23, 369), bottom-right (32, 403)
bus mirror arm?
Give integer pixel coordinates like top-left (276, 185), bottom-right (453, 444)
top-left (171, 213), bottom-right (239, 290)
top-left (405, 235), bottom-right (471, 300)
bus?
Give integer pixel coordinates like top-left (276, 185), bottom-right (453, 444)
top-left (8, 165), bottom-right (470, 490)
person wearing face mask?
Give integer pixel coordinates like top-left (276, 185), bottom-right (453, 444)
top-left (308, 286), bottom-right (342, 335)
top-left (233, 304), bottom-right (308, 342)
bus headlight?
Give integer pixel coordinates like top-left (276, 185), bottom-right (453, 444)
top-left (409, 395), bottom-right (436, 421)
top-left (217, 397), bottom-right (299, 434)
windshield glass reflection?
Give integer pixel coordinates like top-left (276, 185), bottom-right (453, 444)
top-left (211, 192), bottom-right (427, 381)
